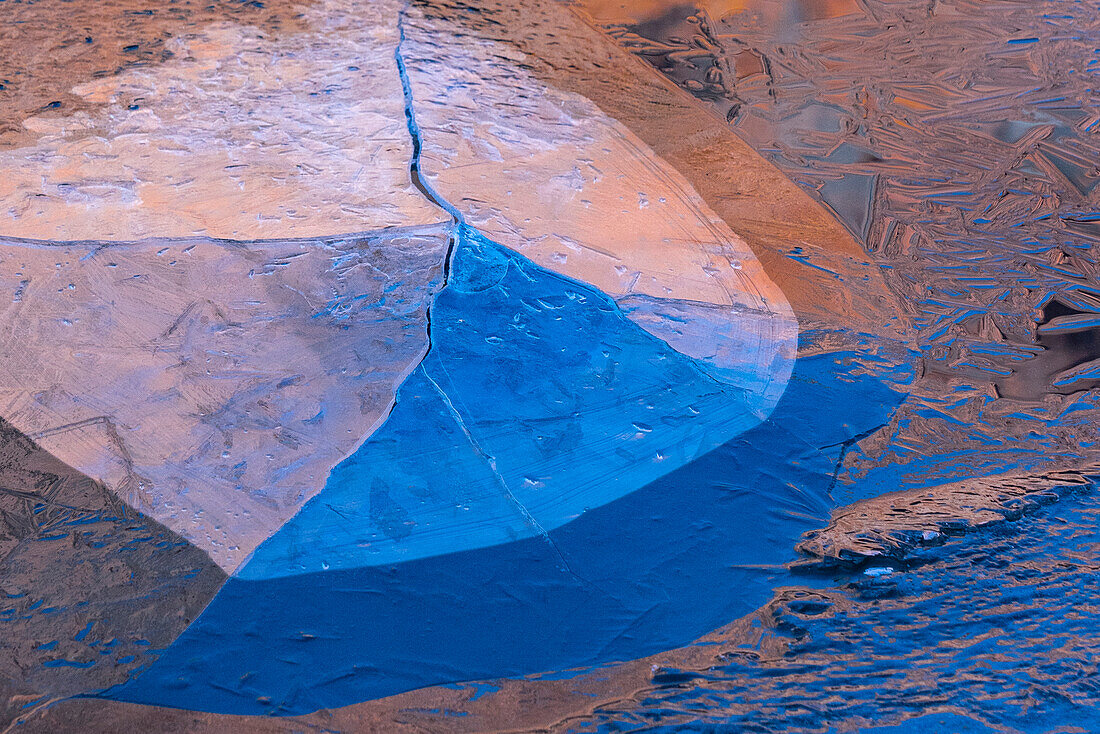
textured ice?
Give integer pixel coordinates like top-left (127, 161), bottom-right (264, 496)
top-left (239, 231), bottom-right (764, 578)
top-left (107, 349), bottom-right (903, 715)
top-left (0, 0), bottom-right (939, 726)
top-left (0, 0), bottom-right (800, 578)
top-left (0, 417), bottom-right (224, 725)
top-left (0, 0), bottom-right (442, 240)
top-left (402, 4), bottom-right (797, 409)
top-left (0, 226), bottom-right (449, 571)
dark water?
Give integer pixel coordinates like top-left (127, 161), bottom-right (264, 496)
top-left (568, 1), bottom-right (1100, 730)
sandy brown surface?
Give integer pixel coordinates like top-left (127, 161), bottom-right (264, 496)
top-left (796, 467), bottom-right (1099, 569)
top-left (579, 0), bottom-right (860, 25)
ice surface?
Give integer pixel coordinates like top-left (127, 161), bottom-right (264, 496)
top-left (0, 0), bottom-right (443, 240)
top-left (0, 418), bottom-right (223, 728)
top-left (239, 231), bottom-right (764, 579)
top-left (0, 0), bottom-right (948, 725)
top-left (0, 226), bottom-right (449, 571)
top-left (402, 4), bottom-right (797, 410)
top-left (107, 349), bottom-right (902, 715)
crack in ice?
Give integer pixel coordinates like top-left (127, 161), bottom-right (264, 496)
top-left (394, 2), bottom-right (590, 579)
